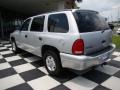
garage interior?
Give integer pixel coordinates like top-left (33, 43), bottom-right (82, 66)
top-left (0, 0), bottom-right (81, 40)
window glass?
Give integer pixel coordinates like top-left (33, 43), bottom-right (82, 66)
top-left (30, 16), bottom-right (45, 32)
top-left (21, 19), bottom-right (30, 31)
top-left (73, 11), bottom-right (110, 33)
top-left (48, 13), bottom-right (69, 33)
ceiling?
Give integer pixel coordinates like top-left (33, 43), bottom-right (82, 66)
top-left (0, 0), bottom-right (64, 15)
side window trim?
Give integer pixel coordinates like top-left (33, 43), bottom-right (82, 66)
top-left (28, 18), bottom-right (33, 32)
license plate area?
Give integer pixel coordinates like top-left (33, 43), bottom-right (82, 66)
top-left (98, 53), bottom-right (109, 63)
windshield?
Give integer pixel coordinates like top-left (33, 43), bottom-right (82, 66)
top-left (73, 11), bottom-right (110, 33)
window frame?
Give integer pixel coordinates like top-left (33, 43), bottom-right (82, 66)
top-left (30, 16), bottom-right (45, 32)
top-left (73, 11), bottom-right (110, 33)
top-left (20, 18), bottom-right (31, 31)
top-left (47, 13), bottom-right (69, 33)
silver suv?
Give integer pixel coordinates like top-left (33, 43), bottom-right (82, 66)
top-left (10, 9), bottom-right (116, 76)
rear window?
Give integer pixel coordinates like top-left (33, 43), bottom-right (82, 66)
top-left (73, 11), bottom-right (110, 33)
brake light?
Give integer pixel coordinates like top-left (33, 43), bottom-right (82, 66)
top-left (72, 39), bottom-right (84, 55)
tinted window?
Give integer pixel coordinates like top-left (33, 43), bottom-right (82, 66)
top-left (21, 19), bottom-right (30, 31)
top-left (30, 16), bottom-right (45, 32)
top-left (73, 11), bottom-right (110, 33)
top-left (48, 13), bottom-right (69, 33)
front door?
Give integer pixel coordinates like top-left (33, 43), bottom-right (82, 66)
top-left (19, 18), bottom-right (31, 51)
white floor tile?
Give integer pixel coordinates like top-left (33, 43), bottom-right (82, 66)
top-left (0, 55), bottom-right (3, 59)
top-left (4, 44), bottom-right (12, 47)
top-left (13, 63), bottom-right (36, 73)
top-left (9, 48), bottom-right (12, 50)
top-left (5, 56), bottom-right (22, 62)
top-left (0, 74), bottom-right (25, 90)
top-left (96, 65), bottom-right (120, 75)
top-left (0, 47), bottom-right (7, 50)
top-left (64, 76), bottom-right (98, 90)
top-left (38, 67), bottom-right (48, 74)
top-left (102, 76), bottom-right (120, 90)
top-left (28, 75), bottom-right (60, 90)
top-left (0, 62), bottom-right (11, 70)
top-left (112, 52), bottom-right (120, 56)
top-left (0, 51), bottom-right (13, 55)
top-left (113, 56), bottom-right (120, 62)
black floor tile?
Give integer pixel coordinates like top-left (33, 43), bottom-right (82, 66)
top-left (19, 52), bottom-right (34, 58)
top-left (50, 84), bottom-right (70, 90)
top-left (9, 59), bottom-right (27, 67)
top-left (0, 68), bottom-right (17, 78)
top-left (6, 83), bottom-right (33, 90)
top-left (93, 85), bottom-right (111, 90)
top-left (31, 60), bottom-right (44, 68)
top-left (20, 69), bottom-right (45, 81)
top-left (108, 60), bottom-right (120, 68)
top-left (7, 46), bottom-right (12, 48)
top-left (0, 58), bottom-right (6, 63)
top-left (114, 70), bottom-right (120, 79)
top-left (3, 53), bottom-right (16, 58)
top-left (51, 69), bottom-right (78, 83)
top-left (82, 70), bottom-right (110, 84)
top-left (0, 49), bottom-right (9, 52)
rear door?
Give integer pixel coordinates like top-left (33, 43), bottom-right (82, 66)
top-left (73, 10), bottom-right (112, 55)
top-left (19, 18), bottom-right (31, 50)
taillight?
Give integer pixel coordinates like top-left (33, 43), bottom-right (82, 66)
top-left (72, 39), bottom-right (84, 55)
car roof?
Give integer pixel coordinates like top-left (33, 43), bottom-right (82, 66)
top-left (30, 9), bottom-right (98, 18)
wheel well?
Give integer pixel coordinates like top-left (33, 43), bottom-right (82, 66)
top-left (41, 45), bottom-right (60, 57)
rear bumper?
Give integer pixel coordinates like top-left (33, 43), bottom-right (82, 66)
top-left (60, 44), bottom-right (116, 71)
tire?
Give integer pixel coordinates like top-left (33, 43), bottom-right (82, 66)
top-left (11, 40), bottom-right (19, 53)
top-left (44, 50), bottom-right (62, 76)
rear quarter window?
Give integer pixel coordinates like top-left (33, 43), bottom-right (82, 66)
top-left (48, 13), bottom-right (69, 33)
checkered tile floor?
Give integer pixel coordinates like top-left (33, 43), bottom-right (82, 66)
top-left (0, 41), bottom-right (120, 90)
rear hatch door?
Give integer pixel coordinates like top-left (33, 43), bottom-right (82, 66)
top-left (73, 10), bottom-right (112, 55)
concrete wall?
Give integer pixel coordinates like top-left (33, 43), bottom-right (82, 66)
top-left (0, 11), bottom-right (4, 39)
top-left (0, 0), bottom-right (82, 39)
top-left (57, 1), bottom-right (65, 10)
top-left (57, 0), bottom-right (80, 10)
top-left (64, 0), bottom-right (75, 9)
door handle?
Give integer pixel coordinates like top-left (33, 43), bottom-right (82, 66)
top-left (39, 37), bottom-right (42, 41)
top-left (25, 35), bottom-right (28, 38)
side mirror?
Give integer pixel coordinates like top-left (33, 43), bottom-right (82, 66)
top-left (109, 24), bottom-right (114, 30)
